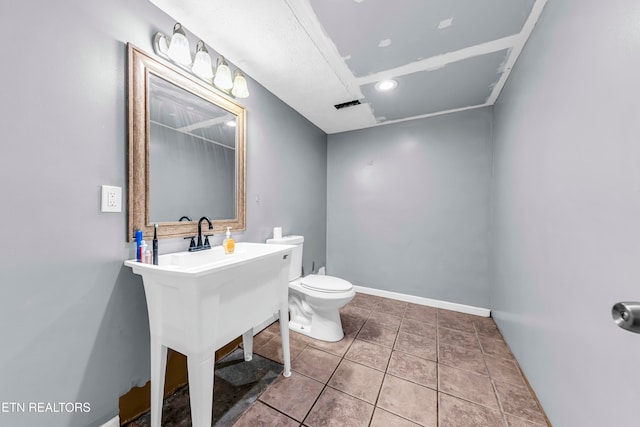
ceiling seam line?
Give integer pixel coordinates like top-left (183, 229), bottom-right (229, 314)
top-left (486, 0), bottom-right (549, 105)
top-left (282, 0), bottom-right (364, 99)
top-left (363, 103), bottom-right (491, 131)
top-left (355, 34), bottom-right (520, 86)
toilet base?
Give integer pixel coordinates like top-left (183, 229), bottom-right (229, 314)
top-left (289, 311), bottom-right (345, 342)
top-left (288, 285), bottom-right (354, 342)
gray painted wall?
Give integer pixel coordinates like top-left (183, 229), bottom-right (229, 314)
top-left (0, 0), bottom-right (326, 426)
top-left (327, 109), bottom-right (493, 308)
top-left (242, 79), bottom-right (327, 274)
top-left (491, 1), bottom-right (640, 425)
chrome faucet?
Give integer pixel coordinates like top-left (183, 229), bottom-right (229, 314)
top-left (191, 216), bottom-right (213, 251)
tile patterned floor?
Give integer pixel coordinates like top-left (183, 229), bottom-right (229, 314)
top-left (235, 293), bottom-right (549, 427)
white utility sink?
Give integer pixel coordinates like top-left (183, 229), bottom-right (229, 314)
top-left (125, 242), bottom-right (294, 427)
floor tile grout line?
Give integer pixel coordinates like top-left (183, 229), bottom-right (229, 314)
top-left (370, 314), bottom-right (398, 411)
top-left (300, 381), bottom-right (328, 424)
top-left (437, 389), bottom-right (505, 414)
top-left (357, 301), bottom-right (379, 427)
top-left (492, 377), bottom-right (549, 426)
top-left (342, 348), bottom-right (391, 372)
top-left (475, 320), bottom-right (499, 402)
top-left (267, 338), bottom-right (327, 426)
top-left (488, 376), bottom-right (510, 427)
top-left (383, 358), bottom-right (438, 391)
top-left (256, 399), bottom-right (303, 425)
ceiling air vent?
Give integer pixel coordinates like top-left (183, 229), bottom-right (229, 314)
top-left (334, 100), bottom-right (361, 110)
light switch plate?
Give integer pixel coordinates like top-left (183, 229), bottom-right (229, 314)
top-left (101, 185), bottom-right (122, 212)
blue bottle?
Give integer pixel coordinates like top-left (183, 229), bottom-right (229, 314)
top-left (135, 229), bottom-right (143, 261)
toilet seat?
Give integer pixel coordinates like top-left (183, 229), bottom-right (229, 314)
top-left (300, 274), bottom-right (352, 293)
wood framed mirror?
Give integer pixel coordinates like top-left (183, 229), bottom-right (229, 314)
top-left (127, 44), bottom-right (246, 242)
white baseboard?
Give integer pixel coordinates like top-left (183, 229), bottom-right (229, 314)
top-left (100, 415), bottom-right (120, 427)
top-left (353, 285), bottom-right (491, 317)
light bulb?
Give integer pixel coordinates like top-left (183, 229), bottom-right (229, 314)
top-left (192, 41), bottom-right (214, 81)
top-left (213, 57), bottom-right (233, 90)
top-left (231, 70), bottom-right (250, 98)
top-left (167, 23), bottom-right (192, 67)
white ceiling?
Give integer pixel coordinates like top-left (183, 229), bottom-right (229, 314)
top-left (149, 0), bottom-right (548, 134)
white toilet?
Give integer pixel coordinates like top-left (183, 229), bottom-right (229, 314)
top-left (266, 235), bottom-right (355, 342)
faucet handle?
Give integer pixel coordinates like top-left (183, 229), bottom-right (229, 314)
top-left (203, 234), bottom-right (214, 249)
top-left (184, 236), bottom-right (197, 251)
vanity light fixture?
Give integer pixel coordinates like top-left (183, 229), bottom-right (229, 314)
top-left (231, 70), bottom-right (249, 98)
top-left (375, 79), bottom-right (398, 92)
top-left (213, 57), bottom-right (233, 90)
top-left (191, 41), bottom-right (214, 81)
top-left (153, 23), bottom-right (250, 98)
top-left (166, 23), bottom-right (192, 67)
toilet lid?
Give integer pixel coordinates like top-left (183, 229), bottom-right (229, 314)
top-left (300, 275), bottom-right (352, 293)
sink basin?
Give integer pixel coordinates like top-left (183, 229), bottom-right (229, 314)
top-left (128, 242), bottom-right (288, 274)
top-left (164, 245), bottom-right (247, 269)
top-left (125, 241), bottom-right (294, 427)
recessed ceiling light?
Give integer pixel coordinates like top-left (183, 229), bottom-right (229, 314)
top-left (375, 79), bottom-right (398, 92)
top-left (378, 39), bottom-right (391, 48)
top-left (225, 120), bottom-right (237, 127)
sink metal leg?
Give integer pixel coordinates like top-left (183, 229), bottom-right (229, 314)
top-left (279, 306), bottom-right (291, 377)
top-left (149, 337), bottom-right (168, 427)
top-left (242, 329), bottom-right (254, 361)
top-left (187, 353), bottom-right (215, 427)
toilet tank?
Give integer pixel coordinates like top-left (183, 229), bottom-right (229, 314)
top-left (266, 235), bottom-right (303, 281)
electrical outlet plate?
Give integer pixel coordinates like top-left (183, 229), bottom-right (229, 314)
top-left (101, 185), bottom-right (122, 212)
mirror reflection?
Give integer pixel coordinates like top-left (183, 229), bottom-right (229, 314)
top-left (149, 74), bottom-right (237, 223)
